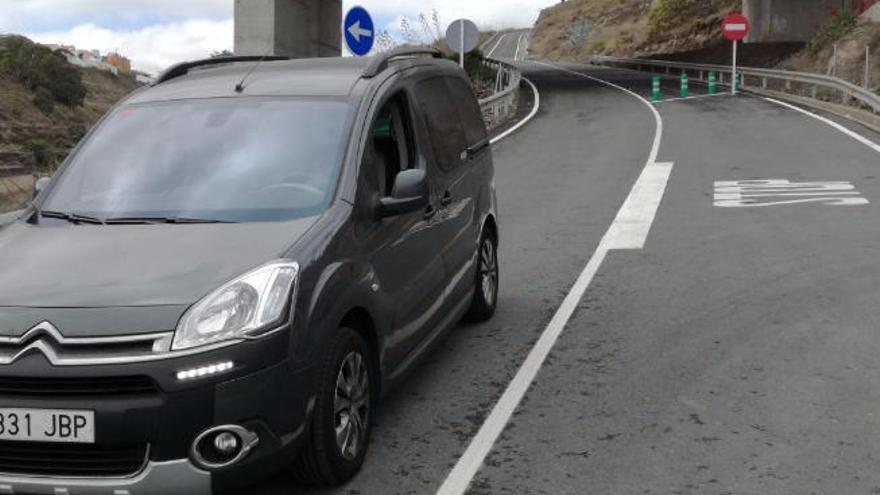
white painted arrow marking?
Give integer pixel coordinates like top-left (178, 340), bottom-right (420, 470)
top-left (347, 20), bottom-right (372, 42)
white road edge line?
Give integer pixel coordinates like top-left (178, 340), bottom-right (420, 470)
top-left (514, 33), bottom-right (525, 62)
top-left (489, 77), bottom-right (540, 145)
top-left (653, 93), bottom-right (732, 104)
top-left (763, 97), bottom-right (880, 155)
top-left (486, 33), bottom-right (507, 59)
top-left (437, 62), bottom-right (672, 495)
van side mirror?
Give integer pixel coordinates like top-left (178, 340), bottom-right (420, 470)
top-left (379, 169), bottom-right (428, 218)
top-left (33, 176), bottom-right (51, 199)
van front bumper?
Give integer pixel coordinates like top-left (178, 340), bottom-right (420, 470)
top-left (0, 458), bottom-right (211, 495)
top-left (0, 328), bottom-right (318, 494)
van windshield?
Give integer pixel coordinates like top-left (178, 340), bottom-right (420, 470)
top-left (41, 99), bottom-right (351, 223)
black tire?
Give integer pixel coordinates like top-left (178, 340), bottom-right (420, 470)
top-left (463, 229), bottom-right (499, 323)
top-left (292, 327), bottom-right (376, 486)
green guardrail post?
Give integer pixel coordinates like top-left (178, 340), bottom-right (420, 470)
top-left (708, 71), bottom-right (716, 94)
top-left (652, 75), bottom-right (661, 102)
top-left (733, 71), bottom-right (742, 93)
top-left (680, 72), bottom-right (689, 98)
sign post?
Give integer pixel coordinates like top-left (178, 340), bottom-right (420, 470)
top-left (721, 13), bottom-right (749, 96)
top-left (446, 19), bottom-right (479, 69)
top-left (344, 6), bottom-right (375, 57)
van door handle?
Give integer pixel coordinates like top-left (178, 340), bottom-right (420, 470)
top-left (440, 191), bottom-right (453, 206)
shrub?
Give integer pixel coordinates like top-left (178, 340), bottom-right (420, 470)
top-left (446, 48), bottom-right (495, 84)
top-left (648, 0), bottom-right (694, 37)
top-left (808, 9), bottom-right (859, 54)
top-left (33, 87), bottom-right (55, 114)
top-left (23, 139), bottom-right (56, 172)
top-left (0, 35), bottom-right (87, 108)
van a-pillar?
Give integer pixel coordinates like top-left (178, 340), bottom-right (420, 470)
top-left (234, 0), bottom-right (341, 58)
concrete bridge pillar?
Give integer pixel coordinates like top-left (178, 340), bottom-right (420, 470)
top-left (234, 0), bottom-right (341, 58)
top-left (743, 0), bottom-right (857, 42)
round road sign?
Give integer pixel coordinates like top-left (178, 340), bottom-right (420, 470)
top-left (721, 13), bottom-right (749, 42)
top-left (446, 19), bottom-right (480, 54)
top-left (344, 6), bottom-right (375, 57)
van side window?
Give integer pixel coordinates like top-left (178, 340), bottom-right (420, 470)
top-left (368, 94), bottom-right (415, 196)
top-left (415, 77), bottom-right (467, 172)
top-left (445, 76), bottom-right (488, 147)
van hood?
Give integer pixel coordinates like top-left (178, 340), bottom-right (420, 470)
top-left (0, 217), bottom-right (317, 308)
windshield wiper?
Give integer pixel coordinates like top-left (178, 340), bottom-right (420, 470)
top-left (103, 216), bottom-right (235, 225)
top-left (40, 210), bottom-right (105, 225)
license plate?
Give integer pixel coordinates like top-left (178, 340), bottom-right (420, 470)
top-left (0, 408), bottom-right (94, 443)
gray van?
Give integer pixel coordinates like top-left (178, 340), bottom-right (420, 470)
top-left (0, 48), bottom-right (498, 493)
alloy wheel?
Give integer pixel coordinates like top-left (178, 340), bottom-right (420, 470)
top-left (334, 351), bottom-right (370, 461)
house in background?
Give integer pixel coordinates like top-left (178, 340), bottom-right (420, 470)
top-left (104, 52), bottom-right (131, 73)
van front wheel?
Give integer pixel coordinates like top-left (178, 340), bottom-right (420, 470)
top-left (463, 230), bottom-right (499, 323)
top-left (292, 328), bottom-right (374, 486)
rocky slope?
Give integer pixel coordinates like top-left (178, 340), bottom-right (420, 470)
top-left (530, 0), bottom-right (740, 62)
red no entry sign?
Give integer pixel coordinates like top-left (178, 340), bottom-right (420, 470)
top-left (722, 13), bottom-right (749, 41)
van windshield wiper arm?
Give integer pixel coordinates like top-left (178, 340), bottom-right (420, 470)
top-left (103, 216), bottom-right (236, 225)
top-left (40, 210), bottom-right (106, 225)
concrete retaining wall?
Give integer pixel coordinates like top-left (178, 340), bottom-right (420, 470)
top-left (743, 0), bottom-right (858, 43)
top-left (234, 0), bottom-right (341, 58)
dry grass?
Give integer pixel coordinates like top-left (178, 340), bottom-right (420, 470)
top-left (781, 21), bottom-right (880, 90)
top-left (0, 174), bottom-right (33, 214)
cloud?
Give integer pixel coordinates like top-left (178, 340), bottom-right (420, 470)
top-left (6, 1), bottom-right (558, 74)
top-left (0, 0), bottom-right (231, 31)
top-left (348, 0), bottom-right (558, 31)
top-left (26, 20), bottom-right (234, 75)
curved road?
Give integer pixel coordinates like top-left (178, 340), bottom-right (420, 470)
top-left (253, 34), bottom-right (880, 495)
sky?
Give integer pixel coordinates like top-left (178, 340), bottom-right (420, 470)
top-left (0, 0), bottom-right (557, 75)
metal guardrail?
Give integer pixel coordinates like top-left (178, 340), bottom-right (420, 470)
top-left (478, 58), bottom-right (522, 128)
top-left (592, 55), bottom-right (880, 113)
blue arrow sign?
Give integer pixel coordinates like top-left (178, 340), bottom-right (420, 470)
top-left (344, 6), bottom-right (374, 57)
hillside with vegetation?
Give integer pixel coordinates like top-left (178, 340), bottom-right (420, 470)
top-left (780, 9), bottom-right (880, 91)
top-left (0, 35), bottom-right (137, 212)
top-left (530, 0), bottom-right (880, 86)
top-left (530, 0), bottom-right (740, 62)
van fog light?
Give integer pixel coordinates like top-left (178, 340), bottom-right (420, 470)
top-left (176, 361), bottom-right (234, 381)
top-left (191, 425), bottom-right (260, 470)
top-left (214, 432), bottom-right (239, 455)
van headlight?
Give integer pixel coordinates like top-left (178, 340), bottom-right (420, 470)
top-left (172, 260), bottom-right (299, 351)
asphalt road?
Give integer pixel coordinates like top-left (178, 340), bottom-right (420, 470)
top-left (484, 30), bottom-right (530, 62)
top-left (252, 40), bottom-right (880, 495)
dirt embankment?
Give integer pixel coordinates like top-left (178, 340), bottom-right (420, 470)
top-left (781, 20), bottom-right (880, 90)
top-left (0, 40), bottom-right (138, 213)
top-left (530, 0), bottom-right (739, 62)
top-left (531, 0), bottom-right (880, 87)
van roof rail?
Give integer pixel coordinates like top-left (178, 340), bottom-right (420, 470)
top-left (363, 47), bottom-right (443, 79)
top-left (154, 56), bottom-right (291, 85)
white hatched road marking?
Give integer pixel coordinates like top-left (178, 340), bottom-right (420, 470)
top-left (437, 62), bottom-right (674, 495)
top-left (714, 179), bottom-right (869, 207)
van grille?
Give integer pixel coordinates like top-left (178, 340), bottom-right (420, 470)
top-left (0, 441), bottom-right (148, 477)
top-left (0, 375), bottom-right (159, 397)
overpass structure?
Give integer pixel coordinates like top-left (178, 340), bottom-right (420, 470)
top-left (234, 0), bottom-right (341, 58)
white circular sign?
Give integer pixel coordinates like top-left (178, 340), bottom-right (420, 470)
top-left (446, 19), bottom-right (480, 54)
